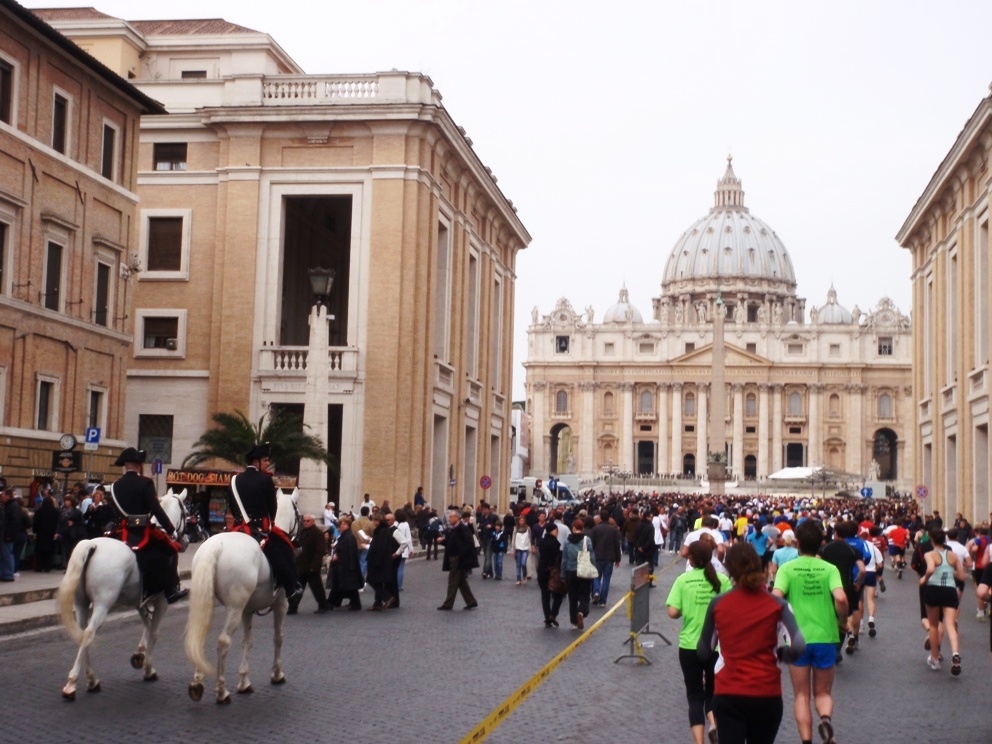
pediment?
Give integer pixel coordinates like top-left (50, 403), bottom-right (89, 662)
top-left (673, 343), bottom-right (770, 367)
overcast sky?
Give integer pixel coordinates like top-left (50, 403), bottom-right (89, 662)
top-left (31, 1), bottom-right (992, 399)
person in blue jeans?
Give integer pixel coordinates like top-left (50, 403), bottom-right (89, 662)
top-left (513, 516), bottom-right (532, 584)
top-left (490, 524), bottom-right (508, 580)
top-left (591, 510), bottom-right (622, 606)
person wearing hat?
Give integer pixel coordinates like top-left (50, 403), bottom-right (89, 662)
top-left (107, 447), bottom-right (187, 603)
top-left (227, 442), bottom-right (302, 602)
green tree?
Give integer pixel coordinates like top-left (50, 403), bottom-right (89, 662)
top-left (182, 409), bottom-right (335, 472)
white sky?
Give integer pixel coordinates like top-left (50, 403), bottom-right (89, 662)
top-left (31, 1), bottom-right (992, 399)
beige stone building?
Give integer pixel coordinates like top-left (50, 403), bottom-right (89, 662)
top-left (0, 1), bottom-right (163, 494)
top-left (39, 8), bottom-right (530, 516)
top-left (526, 160), bottom-right (913, 492)
top-left (897, 90), bottom-right (992, 524)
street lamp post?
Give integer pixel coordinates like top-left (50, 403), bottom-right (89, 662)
top-left (298, 267), bottom-right (335, 516)
top-left (619, 468), bottom-right (632, 495)
top-left (602, 460), bottom-right (619, 495)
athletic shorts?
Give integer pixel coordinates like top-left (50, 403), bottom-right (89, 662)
top-left (845, 587), bottom-right (863, 616)
top-left (888, 545), bottom-right (905, 557)
top-left (863, 573), bottom-right (877, 588)
top-left (791, 642), bottom-right (837, 670)
top-left (973, 569), bottom-right (985, 585)
top-left (921, 584), bottom-right (959, 610)
top-left (955, 579), bottom-right (965, 593)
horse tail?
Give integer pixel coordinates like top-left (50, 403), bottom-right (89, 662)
top-left (57, 540), bottom-right (95, 644)
top-left (184, 540), bottom-right (219, 678)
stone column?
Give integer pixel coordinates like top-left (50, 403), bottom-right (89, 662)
top-left (847, 383), bottom-right (864, 475)
top-left (772, 384), bottom-right (783, 472)
top-left (732, 383), bottom-right (745, 478)
top-left (531, 381), bottom-right (547, 475)
top-left (671, 382), bottom-right (683, 475)
top-left (620, 382), bottom-right (634, 471)
top-left (808, 384), bottom-right (821, 467)
top-left (298, 303), bottom-right (329, 516)
top-left (657, 383), bottom-right (669, 476)
top-left (758, 383), bottom-right (770, 479)
top-left (580, 381), bottom-right (596, 477)
top-left (696, 383), bottom-right (709, 473)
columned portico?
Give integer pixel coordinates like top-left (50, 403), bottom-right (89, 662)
top-left (620, 382), bottom-right (634, 471)
top-left (772, 384), bottom-right (783, 472)
top-left (758, 383), bottom-right (769, 478)
top-left (531, 381), bottom-right (547, 474)
top-left (808, 384), bottom-right (821, 467)
top-left (732, 384), bottom-right (745, 477)
top-left (580, 381), bottom-right (596, 473)
top-left (696, 383), bottom-right (709, 471)
top-left (657, 382), bottom-right (670, 475)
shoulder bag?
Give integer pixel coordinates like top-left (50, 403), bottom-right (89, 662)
top-left (576, 536), bottom-right (599, 579)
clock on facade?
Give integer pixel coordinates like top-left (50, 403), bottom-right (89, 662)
top-left (59, 433), bottom-right (78, 450)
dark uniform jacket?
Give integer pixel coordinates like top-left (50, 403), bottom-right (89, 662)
top-left (228, 466), bottom-right (277, 527)
top-left (109, 472), bottom-right (175, 534)
top-left (332, 529), bottom-right (364, 592)
top-left (295, 524), bottom-right (326, 574)
top-left (442, 522), bottom-right (478, 572)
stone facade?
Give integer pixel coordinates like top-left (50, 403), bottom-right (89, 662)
top-left (0, 1), bottom-right (162, 494)
top-left (897, 90), bottom-right (992, 524)
top-left (40, 9), bottom-right (531, 516)
top-left (526, 161), bottom-right (912, 492)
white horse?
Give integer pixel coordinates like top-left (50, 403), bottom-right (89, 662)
top-left (56, 488), bottom-right (187, 700)
top-left (185, 488), bottom-right (300, 704)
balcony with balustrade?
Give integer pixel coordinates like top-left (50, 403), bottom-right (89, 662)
top-left (256, 345), bottom-right (359, 396)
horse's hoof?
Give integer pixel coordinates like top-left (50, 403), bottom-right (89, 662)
top-left (87, 682), bottom-right (101, 693)
top-left (188, 682), bottom-right (204, 702)
top-left (143, 673), bottom-right (158, 683)
top-left (271, 674), bottom-right (286, 685)
top-left (237, 685), bottom-right (253, 695)
top-left (130, 653), bottom-right (145, 670)
top-left (216, 694), bottom-right (232, 705)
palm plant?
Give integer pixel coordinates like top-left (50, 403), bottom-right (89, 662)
top-left (182, 409), bottom-right (335, 472)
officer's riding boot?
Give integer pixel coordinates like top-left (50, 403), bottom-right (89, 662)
top-left (165, 552), bottom-right (188, 604)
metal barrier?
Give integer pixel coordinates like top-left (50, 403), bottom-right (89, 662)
top-left (614, 562), bottom-right (671, 664)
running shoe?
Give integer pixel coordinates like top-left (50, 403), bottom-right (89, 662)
top-left (879, 577), bottom-right (886, 593)
top-left (951, 653), bottom-right (961, 676)
top-left (576, 612), bottom-right (584, 630)
top-left (977, 609), bottom-right (986, 622)
top-left (845, 635), bottom-right (858, 654)
top-left (817, 717), bottom-right (836, 744)
top-left (927, 655), bottom-right (941, 671)
top-left (924, 636), bottom-right (931, 651)
top-left (868, 618), bottom-right (877, 638)
top-left (897, 567), bottom-right (903, 579)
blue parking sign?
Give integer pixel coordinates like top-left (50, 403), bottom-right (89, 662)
top-left (85, 427), bottom-right (101, 444)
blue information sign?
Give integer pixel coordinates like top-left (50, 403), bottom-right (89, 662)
top-left (860, 487), bottom-right (872, 498)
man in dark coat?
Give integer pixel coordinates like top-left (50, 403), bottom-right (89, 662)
top-left (32, 494), bottom-right (59, 572)
top-left (365, 514), bottom-right (399, 611)
top-left (288, 514), bottom-right (329, 614)
top-left (437, 510), bottom-right (478, 610)
top-left (328, 515), bottom-right (362, 609)
top-left (632, 508), bottom-right (658, 573)
top-left (227, 442), bottom-right (302, 602)
top-left (107, 447), bottom-right (186, 603)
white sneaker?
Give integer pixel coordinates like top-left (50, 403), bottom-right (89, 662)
top-left (927, 655), bottom-right (941, 671)
top-left (977, 609), bottom-right (986, 622)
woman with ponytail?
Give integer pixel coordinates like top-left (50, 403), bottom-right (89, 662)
top-left (666, 538), bottom-right (731, 744)
top-left (697, 542), bottom-right (806, 744)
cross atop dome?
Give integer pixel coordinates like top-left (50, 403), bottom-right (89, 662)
top-left (713, 155), bottom-right (748, 213)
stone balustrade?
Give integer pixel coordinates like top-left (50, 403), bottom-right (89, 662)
top-left (258, 346), bottom-right (358, 375)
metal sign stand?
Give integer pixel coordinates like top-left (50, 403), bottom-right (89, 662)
top-left (615, 562), bottom-right (671, 665)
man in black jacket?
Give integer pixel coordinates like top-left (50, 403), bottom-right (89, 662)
top-left (107, 447), bottom-right (186, 603)
top-left (437, 510), bottom-right (478, 610)
top-left (288, 514), bottom-right (328, 614)
top-left (228, 442), bottom-right (302, 602)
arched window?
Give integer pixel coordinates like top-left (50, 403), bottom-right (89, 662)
top-left (684, 392), bottom-right (696, 416)
top-left (829, 393), bottom-right (841, 419)
top-left (745, 393), bottom-right (756, 417)
top-left (555, 389), bottom-right (568, 413)
top-left (639, 390), bottom-right (653, 414)
top-left (878, 393), bottom-right (892, 419)
top-left (603, 391), bottom-right (615, 416)
top-left (788, 391), bottom-right (802, 416)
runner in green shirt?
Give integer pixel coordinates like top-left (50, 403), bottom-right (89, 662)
top-left (772, 520), bottom-right (849, 744)
top-left (666, 537), bottom-right (731, 744)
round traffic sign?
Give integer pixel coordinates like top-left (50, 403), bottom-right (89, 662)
top-left (479, 475), bottom-right (492, 490)
top-left (860, 487), bottom-right (872, 498)
top-left (916, 485), bottom-right (929, 499)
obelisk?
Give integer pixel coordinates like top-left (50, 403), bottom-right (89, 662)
top-left (708, 291), bottom-right (727, 495)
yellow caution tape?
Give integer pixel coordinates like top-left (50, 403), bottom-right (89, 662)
top-left (460, 556), bottom-right (680, 743)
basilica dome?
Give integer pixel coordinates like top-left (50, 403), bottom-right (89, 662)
top-left (661, 158), bottom-right (797, 297)
top-left (816, 285), bottom-right (853, 324)
top-left (603, 286), bottom-right (643, 323)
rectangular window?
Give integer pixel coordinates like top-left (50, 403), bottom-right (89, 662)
top-left (101, 123), bottom-right (117, 180)
top-left (153, 142), bottom-right (187, 171)
top-left (147, 217), bottom-right (183, 271)
top-left (638, 342), bottom-right (655, 354)
top-left (36, 377), bottom-right (57, 430)
top-left (490, 276), bottom-right (503, 387)
top-left (138, 414), bottom-right (174, 464)
top-left (0, 58), bottom-right (12, 124)
top-left (466, 252), bottom-right (478, 377)
top-left (878, 337), bottom-right (893, 356)
top-left (87, 388), bottom-right (104, 429)
top-left (829, 343), bottom-right (841, 357)
top-left (788, 426), bottom-right (802, 435)
top-left (181, 70), bottom-right (207, 79)
top-left (52, 92), bottom-right (68, 154)
top-left (555, 335), bottom-right (569, 353)
top-left (685, 342), bottom-right (695, 353)
top-left (746, 342), bottom-right (757, 354)
top-left (143, 316), bottom-right (178, 349)
top-left (433, 221), bottom-right (450, 359)
top-left (135, 309), bottom-right (186, 357)
top-left (787, 343), bottom-right (804, 354)
top-left (94, 260), bottom-right (111, 326)
top-left (747, 305), bottom-right (759, 323)
top-left (977, 219), bottom-right (989, 364)
top-left (603, 342), bottom-right (615, 355)
top-left (684, 425), bottom-right (695, 433)
top-left (0, 221), bottom-right (6, 295)
top-left (44, 241), bottom-right (63, 311)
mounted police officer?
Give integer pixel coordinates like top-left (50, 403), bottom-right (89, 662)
top-left (227, 443), bottom-right (303, 602)
top-left (108, 447), bottom-right (187, 604)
